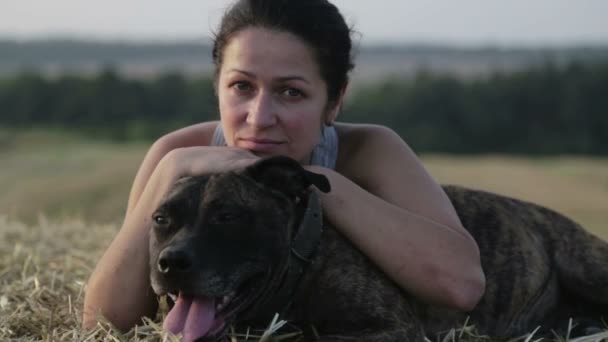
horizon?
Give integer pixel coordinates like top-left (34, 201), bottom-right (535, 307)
top-left (1, 1), bottom-right (608, 48)
top-left (2, 36), bottom-right (608, 50)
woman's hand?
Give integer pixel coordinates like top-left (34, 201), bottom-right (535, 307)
top-left (160, 146), bottom-right (259, 180)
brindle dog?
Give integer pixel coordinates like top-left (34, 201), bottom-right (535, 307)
top-left (149, 156), bottom-right (608, 341)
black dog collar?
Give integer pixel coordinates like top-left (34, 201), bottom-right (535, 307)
top-left (291, 191), bottom-right (324, 263)
top-left (263, 191), bottom-right (324, 318)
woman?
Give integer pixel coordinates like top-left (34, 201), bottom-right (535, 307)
top-left (83, 0), bottom-right (485, 331)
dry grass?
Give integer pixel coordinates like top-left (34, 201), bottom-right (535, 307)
top-left (1, 216), bottom-right (607, 342)
top-left (0, 216), bottom-right (110, 341)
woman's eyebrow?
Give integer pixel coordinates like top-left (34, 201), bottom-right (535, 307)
top-left (227, 68), bottom-right (256, 78)
top-left (227, 68), bottom-right (310, 84)
top-left (276, 76), bottom-right (310, 84)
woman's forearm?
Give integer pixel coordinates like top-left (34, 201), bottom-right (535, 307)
top-left (83, 156), bottom-right (179, 330)
top-left (309, 166), bottom-right (485, 311)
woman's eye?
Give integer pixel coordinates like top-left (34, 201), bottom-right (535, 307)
top-left (233, 81), bottom-right (252, 93)
top-left (281, 88), bottom-right (303, 98)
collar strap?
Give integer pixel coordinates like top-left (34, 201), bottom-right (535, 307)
top-left (290, 191), bottom-right (324, 263)
top-left (261, 191), bottom-right (324, 318)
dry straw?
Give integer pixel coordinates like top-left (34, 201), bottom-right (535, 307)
top-left (1, 215), bottom-right (606, 341)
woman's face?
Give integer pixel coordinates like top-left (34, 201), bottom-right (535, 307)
top-left (217, 27), bottom-right (339, 164)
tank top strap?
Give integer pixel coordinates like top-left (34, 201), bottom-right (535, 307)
top-left (309, 125), bottom-right (338, 170)
top-left (211, 123), bottom-right (227, 146)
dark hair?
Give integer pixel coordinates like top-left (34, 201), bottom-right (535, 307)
top-left (212, 0), bottom-right (355, 104)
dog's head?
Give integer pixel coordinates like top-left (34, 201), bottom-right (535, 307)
top-left (149, 156), bottom-right (330, 341)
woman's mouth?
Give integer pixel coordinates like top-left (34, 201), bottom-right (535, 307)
top-left (237, 137), bottom-right (286, 153)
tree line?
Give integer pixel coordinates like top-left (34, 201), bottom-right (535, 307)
top-left (1, 61), bottom-right (607, 155)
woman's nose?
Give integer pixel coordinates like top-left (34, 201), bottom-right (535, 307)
top-left (246, 91), bottom-right (276, 128)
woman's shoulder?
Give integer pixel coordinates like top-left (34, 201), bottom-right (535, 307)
top-left (334, 122), bottom-right (411, 172)
top-left (155, 121), bottom-right (220, 150)
top-left (335, 122), bottom-right (406, 158)
top-left (335, 121), bottom-right (399, 136)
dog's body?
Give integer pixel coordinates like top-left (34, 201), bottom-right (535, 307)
top-left (149, 156), bottom-right (608, 341)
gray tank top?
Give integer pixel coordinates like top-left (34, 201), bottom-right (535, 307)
top-left (211, 124), bottom-right (339, 170)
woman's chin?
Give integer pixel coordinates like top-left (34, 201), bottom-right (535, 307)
top-left (235, 142), bottom-right (310, 164)
top-left (238, 141), bottom-right (285, 155)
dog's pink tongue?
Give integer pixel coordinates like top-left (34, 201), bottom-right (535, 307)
top-left (163, 294), bottom-right (191, 335)
top-left (163, 294), bottom-right (220, 342)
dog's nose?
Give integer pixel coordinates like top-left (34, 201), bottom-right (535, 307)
top-left (157, 248), bottom-right (193, 274)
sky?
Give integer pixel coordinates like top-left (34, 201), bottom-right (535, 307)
top-left (1, 0), bottom-right (607, 46)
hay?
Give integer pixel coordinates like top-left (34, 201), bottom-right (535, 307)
top-left (1, 216), bottom-right (607, 341)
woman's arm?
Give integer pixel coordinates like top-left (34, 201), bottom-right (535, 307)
top-left (83, 122), bottom-right (258, 331)
top-left (308, 124), bottom-right (486, 311)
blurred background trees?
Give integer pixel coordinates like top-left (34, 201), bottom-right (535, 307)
top-left (1, 59), bottom-right (607, 155)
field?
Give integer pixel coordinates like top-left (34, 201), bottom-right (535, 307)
top-left (1, 129), bottom-right (608, 341)
top-left (3, 129), bottom-right (607, 238)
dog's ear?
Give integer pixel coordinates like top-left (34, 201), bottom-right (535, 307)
top-left (245, 156), bottom-right (331, 198)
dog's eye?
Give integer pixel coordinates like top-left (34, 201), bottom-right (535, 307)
top-left (153, 214), bottom-right (170, 226)
top-left (219, 212), bottom-right (237, 222)
top-left (213, 211), bottom-right (242, 224)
